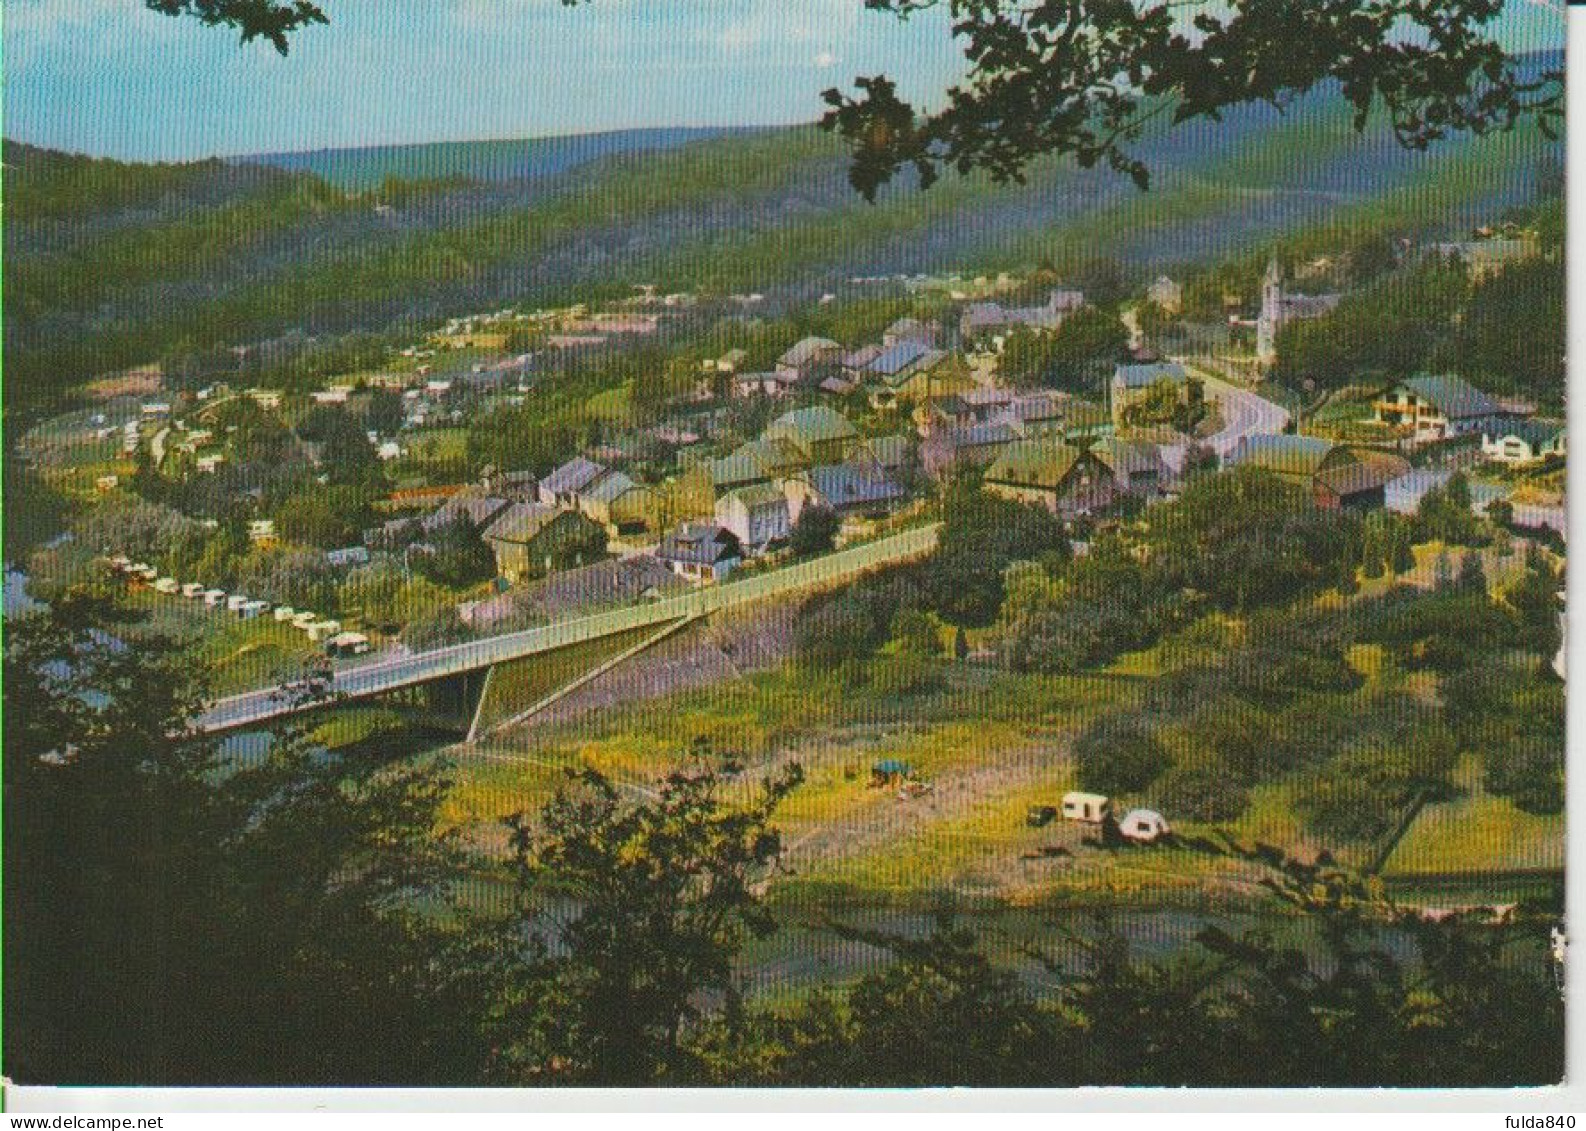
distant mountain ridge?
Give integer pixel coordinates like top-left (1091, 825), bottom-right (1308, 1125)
top-left (3, 63), bottom-right (1562, 411)
top-left (234, 126), bottom-right (771, 190)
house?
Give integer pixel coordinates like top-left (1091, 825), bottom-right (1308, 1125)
top-left (1482, 419), bottom-right (1565, 465)
top-left (1373, 374), bottom-right (1507, 443)
top-left (775, 336), bottom-right (844, 379)
top-left (982, 439), bottom-right (1116, 517)
top-left (763, 406), bottom-right (860, 466)
top-left (325, 546), bottom-right (372, 568)
top-left (462, 554), bottom-right (685, 631)
top-left (883, 317), bottom-right (940, 348)
top-left (1385, 469), bottom-right (1509, 517)
top-left (1311, 450), bottom-right (1411, 512)
top-left (732, 370), bottom-right (801, 399)
top-left (482, 502), bottom-right (605, 583)
top-left (706, 437), bottom-right (809, 496)
top-left (715, 484), bottom-right (792, 552)
top-left (247, 519), bottom-right (277, 544)
top-left (921, 421), bottom-right (1019, 478)
top-left (785, 462), bottom-right (906, 522)
top-left (656, 522), bottom-right (743, 583)
top-left (1430, 235), bottom-right (1539, 281)
top-left (579, 470), bottom-right (654, 535)
top-left (864, 347), bottom-right (966, 408)
top-left (422, 486), bottom-right (512, 535)
top-left (959, 288), bottom-right (1085, 345)
top-left (305, 620), bottom-right (343, 643)
top-left (1110, 362), bottom-right (1189, 428)
top-left (997, 390), bottom-right (1068, 436)
top-left (1256, 256), bottom-right (1342, 366)
top-left (1145, 276), bottom-right (1183, 315)
top-left (1091, 437), bottom-right (1170, 499)
top-left (538, 456), bottom-right (608, 507)
top-left (1227, 435), bottom-right (1405, 510)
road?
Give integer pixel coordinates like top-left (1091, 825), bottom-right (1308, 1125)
top-left (193, 523), bottom-right (941, 734)
top-left (1183, 363), bottom-right (1291, 458)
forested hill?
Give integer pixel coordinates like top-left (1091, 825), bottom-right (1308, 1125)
top-left (235, 126), bottom-right (761, 191)
top-left (3, 74), bottom-right (1561, 411)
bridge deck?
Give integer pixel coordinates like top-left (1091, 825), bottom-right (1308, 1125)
top-left (194, 523), bottom-right (939, 734)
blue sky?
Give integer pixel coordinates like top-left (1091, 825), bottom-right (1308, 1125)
top-left (3, 0), bottom-right (1564, 162)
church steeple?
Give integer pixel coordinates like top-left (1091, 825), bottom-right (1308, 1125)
top-left (1256, 253), bottom-right (1284, 367)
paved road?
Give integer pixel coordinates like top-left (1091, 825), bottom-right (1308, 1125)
top-left (194, 523), bottom-right (941, 734)
top-left (1184, 364), bottom-right (1291, 458)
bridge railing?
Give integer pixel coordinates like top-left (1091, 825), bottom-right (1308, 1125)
top-left (200, 523), bottom-right (941, 728)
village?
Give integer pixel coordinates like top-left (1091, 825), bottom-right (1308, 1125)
top-left (45, 230), bottom-right (1559, 674)
top-left (13, 213), bottom-right (1565, 900)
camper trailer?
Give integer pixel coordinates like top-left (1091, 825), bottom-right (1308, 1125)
top-left (1119, 809), bottom-right (1171, 844)
top-left (239, 600), bottom-right (270, 620)
top-left (202, 589), bottom-right (227, 608)
top-left (181, 582), bottom-right (206, 598)
top-left (225, 595), bottom-right (251, 613)
top-left (292, 611), bottom-right (319, 630)
top-left (153, 577), bottom-right (180, 595)
top-left (273, 606), bottom-right (297, 623)
top-left (1061, 791), bottom-right (1112, 824)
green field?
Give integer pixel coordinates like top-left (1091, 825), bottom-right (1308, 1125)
top-left (1384, 755), bottom-right (1564, 878)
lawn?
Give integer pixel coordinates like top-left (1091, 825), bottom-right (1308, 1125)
top-left (1383, 755), bottom-right (1564, 878)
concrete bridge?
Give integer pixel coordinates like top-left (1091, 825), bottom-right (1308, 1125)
top-left (193, 523), bottom-right (940, 741)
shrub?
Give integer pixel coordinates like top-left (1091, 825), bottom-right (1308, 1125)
top-left (1074, 716), bottom-right (1170, 796)
top-left (1155, 761), bottom-right (1249, 824)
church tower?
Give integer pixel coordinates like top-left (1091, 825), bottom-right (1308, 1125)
top-left (1255, 254), bottom-right (1284, 367)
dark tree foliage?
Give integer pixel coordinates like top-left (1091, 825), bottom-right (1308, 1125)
top-left (413, 517), bottom-right (498, 590)
top-left (157, 1), bottom-right (1559, 199)
top-left (818, 0), bottom-right (1561, 197)
top-left (788, 504), bottom-right (840, 558)
top-left (4, 592), bottom-right (490, 1085)
top-left (1074, 714), bottom-right (1170, 796)
top-left (145, 0), bottom-right (327, 53)
top-left (494, 754), bottom-right (803, 1085)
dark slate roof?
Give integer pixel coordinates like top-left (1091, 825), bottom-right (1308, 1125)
top-left (1401, 374), bottom-right (1500, 420)
top-left (1113, 361), bottom-right (1188, 390)
top-left (778, 336), bottom-right (843, 369)
top-left (865, 339), bottom-right (932, 377)
top-left (657, 523), bottom-right (742, 567)
top-left (583, 470), bottom-right (642, 505)
top-left (484, 501), bottom-right (570, 545)
top-left (423, 488), bottom-right (512, 533)
top-left (805, 463), bottom-right (906, 508)
top-left (1228, 434), bottom-right (1342, 478)
top-left (542, 456), bottom-right (607, 496)
top-left (1486, 418), bottom-right (1566, 447)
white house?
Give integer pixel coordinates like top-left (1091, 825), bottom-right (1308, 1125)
top-left (714, 485), bottom-right (792, 552)
top-left (1481, 420), bottom-right (1565, 465)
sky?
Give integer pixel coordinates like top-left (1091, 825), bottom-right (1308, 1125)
top-left (2, 0), bottom-right (1566, 163)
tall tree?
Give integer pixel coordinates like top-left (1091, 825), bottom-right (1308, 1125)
top-left (494, 753), bottom-right (803, 1084)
